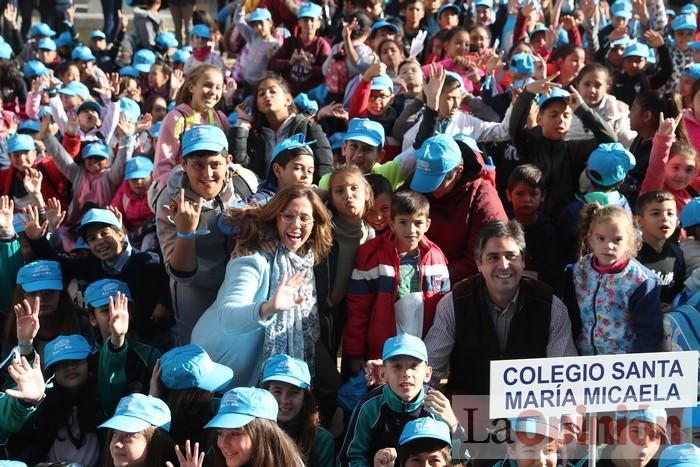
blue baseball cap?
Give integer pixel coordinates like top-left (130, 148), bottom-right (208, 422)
top-left (249, 8), bottom-right (273, 22)
top-left (132, 49), bottom-right (156, 73)
top-left (382, 333), bottom-right (428, 362)
top-left (690, 41), bottom-right (700, 51)
top-left (610, 35), bottom-right (631, 48)
top-left (668, 8), bottom-right (677, 16)
top-left (614, 408), bottom-right (667, 439)
top-left (85, 278), bottom-right (132, 308)
top-left (18, 119), bottom-right (40, 134)
top-left (125, 156), bottom-right (154, 180)
top-left (530, 23), bottom-right (548, 37)
top-left (30, 22), bottom-right (56, 37)
top-left (205, 387), bottom-right (279, 429)
top-left (681, 197), bottom-right (700, 228)
top-left (17, 260), bottom-right (63, 293)
top-left (182, 125), bottom-right (228, 156)
top-left (624, 41), bottom-right (650, 58)
top-left (90, 30), bottom-right (106, 40)
top-left (272, 133), bottom-right (315, 160)
top-left (509, 416), bottom-right (561, 439)
top-left (673, 14), bottom-right (698, 31)
top-left (683, 63), bottom-right (700, 80)
top-left (77, 101), bottom-right (103, 118)
top-left (445, 71), bottom-right (465, 93)
top-left (119, 65), bottom-right (140, 78)
top-left (37, 106), bottom-right (51, 119)
top-left (261, 354), bottom-right (311, 388)
top-left (71, 45), bottom-right (95, 62)
top-left (586, 142), bottom-right (636, 187)
top-left (172, 48), bottom-right (191, 64)
top-left (78, 208), bottom-right (122, 235)
top-left (120, 97), bottom-right (141, 124)
top-left (0, 42), bottom-right (13, 60)
top-left (151, 121), bottom-right (162, 139)
top-left (81, 141), bottom-right (110, 159)
top-left (23, 60), bottom-right (48, 79)
top-left (38, 37), bottom-right (56, 51)
top-left (611, 1), bottom-right (633, 18)
top-left (344, 118), bottom-right (385, 147)
top-left (475, 0), bottom-right (494, 8)
top-left (371, 20), bottom-right (400, 35)
top-left (536, 87), bottom-right (570, 108)
top-left (44, 334), bottom-right (91, 369)
top-left (660, 444), bottom-right (700, 467)
top-left (370, 74), bottom-right (394, 93)
top-left (191, 23), bottom-right (212, 39)
top-left (156, 31), bottom-right (179, 50)
top-left (8, 134), bottom-right (36, 153)
top-left (509, 52), bottom-right (535, 75)
top-left (293, 93), bottom-right (319, 113)
top-left (99, 394), bottom-right (171, 432)
top-left (55, 31), bottom-right (73, 48)
top-left (682, 3), bottom-right (699, 14)
top-left (59, 81), bottom-right (91, 100)
top-left (298, 2), bottom-right (323, 18)
top-left (228, 112), bottom-right (238, 125)
top-left (329, 132), bottom-right (345, 150)
top-left (681, 405), bottom-right (700, 430)
top-left (160, 344), bottom-right (234, 392)
top-left (438, 3), bottom-right (461, 16)
top-left (411, 134), bottom-right (462, 193)
top-left (400, 417), bottom-right (452, 446)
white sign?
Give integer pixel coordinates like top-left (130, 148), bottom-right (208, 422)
top-left (489, 351), bottom-right (698, 419)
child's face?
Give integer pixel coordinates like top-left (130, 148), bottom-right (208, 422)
top-left (506, 435), bottom-right (558, 467)
top-left (365, 192), bottom-right (392, 231)
top-left (78, 59), bottom-right (95, 75)
top-left (9, 150), bottom-right (37, 172)
top-left (399, 61), bottom-right (424, 88)
top-left (507, 182), bottom-right (544, 218)
top-left (273, 154), bottom-right (315, 189)
top-left (182, 153), bottom-right (232, 200)
top-left (267, 382), bottom-right (305, 422)
top-left (90, 306), bottom-right (112, 341)
top-left (54, 359), bottom-right (89, 389)
top-left (389, 212), bottom-right (431, 253)
top-left (577, 70), bottom-right (609, 108)
top-left (91, 38), bottom-right (107, 51)
top-left (444, 31), bottom-right (469, 58)
top-left (148, 67), bottom-right (169, 89)
top-left (681, 77), bottom-right (695, 99)
top-left (256, 79), bottom-right (292, 115)
top-left (24, 289), bottom-right (60, 317)
top-left (438, 83), bottom-right (464, 120)
top-left (380, 42), bottom-right (403, 72)
top-left (371, 28), bottom-right (398, 50)
top-left (665, 152), bottom-right (697, 191)
top-left (470, 27), bottom-right (490, 53)
top-left (438, 10), bottom-right (459, 28)
top-left (61, 94), bottom-right (81, 110)
top-left (84, 156), bottom-right (109, 174)
top-left (368, 89), bottom-right (394, 116)
top-left (623, 56), bottom-right (647, 77)
top-left (613, 420), bottom-right (663, 467)
top-left (62, 65), bottom-right (81, 85)
top-left (628, 99), bottom-right (648, 132)
top-left (608, 45), bottom-right (625, 68)
top-left (405, 450), bottom-right (449, 467)
top-left (277, 196), bottom-right (314, 253)
top-left (190, 68), bottom-right (224, 111)
top-left (191, 34), bottom-right (208, 48)
top-left (674, 29), bottom-right (695, 51)
top-left (330, 172), bottom-right (369, 220)
top-left (384, 356), bottom-right (431, 402)
top-left (475, 5), bottom-right (491, 24)
top-left (557, 49), bottom-right (585, 80)
top-left (588, 218), bottom-right (629, 266)
top-left (405, 2), bottom-right (425, 25)
top-left (537, 101), bottom-right (572, 141)
top-left (531, 32), bottom-right (546, 51)
top-left (79, 109), bottom-right (100, 132)
top-left (110, 430), bottom-right (150, 467)
top-left (298, 17), bottom-right (320, 38)
top-left (85, 225), bottom-right (126, 261)
top-left (343, 140), bottom-right (381, 173)
top-left (128, 175), bottom-right (153, 196)
top-left (38, 49), bottom-right (56, 65)
top-left (637, 200), bottom-right (677, 245)
top-left (150, 97), bottom-right (168, 121)
top-left (217, 428), bottom-right (253, 467)
top-left (251, 19), bottom-right (273, 38)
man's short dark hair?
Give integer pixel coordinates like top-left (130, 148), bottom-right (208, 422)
top-left (474, 220), bottom-right (526, 260)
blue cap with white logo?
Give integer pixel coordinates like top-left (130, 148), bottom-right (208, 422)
top-left (438, 3), bottom-right (461, 16)
top-left (681, 197), bottom-right (700, 228)
top-left (156, 31), bottom-right (179, 50)
top-left (71, 45), bottom-right (95, 62)
top-left (298, 2), bottom-right (323, 18)
top-left (182, 125), bottom-right (228, 156)
top-left (30, 22), bottom-right (56, 37)
top-left (90, 30), bottom-right (106, 40)
top-left (38, 37), bottom-right (56, 51)
top-left (191, 23), bottom-right (212, 39)
top-left (509, 52), bottom-right (535, 76)
top-left (85, 278), bottom-right (132, 309)
top-left (205, 387), bottom-right (279, 429)
top-left (261, 354), bottom-right (311, 388)
top-left (17, 260), bottom-right (63, 293)
top-left (411, 134), bottom-right (462, 193)
top-left (160, 344), bottom-right (234, 392)
top-left (623, 41), bottom-right (650, 58)
top-left (125, 156), bottom-right (154, 180)
top-left (683, 63), bottom-right (700, 80)
top-left (119, 66), bottom-right (140, 78)
top-left (370, 74), bottom-right (394, 93)
top-left (536, 87), bottom-right (570, 108)
top-left (673, 14), bottom-right (698, 31)
top-left (133, 49), bottom-right (156, 73)
top-left (99, 394), bottom-right (172, 432)
top-left (382, 333), bottom-right (428, 362)
top-left (344, 118), bottom-right (385, 147)
top-left (44, 334), bottom-right (91, 369)
top-left (400, 417), bottom-right (452, 446)
top-left (371, 20), bottom-right (400, 34)
top-left (530, 23), bottom-right (548, 37)
top-left (587, 142), bottom-right (636, 187)
top-left (272, 133), bottom-right (315, 160)
top-left (59, 81), bottom-right (91, 100)
top-left (8, 134), bottom-right (36, 153)
top-left (78, 208), bottom-right (122, 235)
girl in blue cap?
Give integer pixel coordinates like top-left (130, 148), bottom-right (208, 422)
top-left (259, 354), bottom-right (336, 467)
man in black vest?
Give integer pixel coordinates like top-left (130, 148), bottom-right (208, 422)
top-left (424, 220), bottom-right (577, 396)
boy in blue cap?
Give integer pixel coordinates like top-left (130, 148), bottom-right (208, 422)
top-left (184, 24), bottom-right (226, 74)
top-left (594, 409), bottom-right (667, 467)
top-left (338, 334), bottom-right (464, 467)
top-left (270, 2), bottom-right (331, 95)
top-left (497, 416), bottom-right (561, 467)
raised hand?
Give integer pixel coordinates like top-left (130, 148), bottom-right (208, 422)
top-left (45, 197), bottom-right (66, 232)
top-left (643, 29), bottom-right (664, 48)
top-left (106, 205), bottom-right (124, 226)
top-left (566, 86), bottom-right (584, 111)
top-left (40, 115), bottom-right (60, 140)
top-left (166, 440), bottom-right (206, 467)
top-left (64, 4), bottom-right (75, 23)
top-left (373, 448), bottom-right (397, 467)
top-left (424, 63), bottom-right (446, 111)
top-left (23, 168), bottom-right (43, 196)
top-left (423, 387), bottom-right (459, 430)
top-left (165, 189), bottom-right (203, 235)
top-left (19, 205), bottom-right (48, 240)
top-left (658, 111), bottom-right (683, 136)
top-left (362, 56), bottom-right (387, 82)
top-left (341, 18), bottom-right (358, 43)
top-left (317, 102), bottom-right (349, 121)
top-left (118, 9), bottom-right (128, 31)
top-left (532, 54), bottom-right (547, 80)
top-left (484, 49), bottom-right (505, 75)
top-left (525, 72), bottom-right (561, 95)
top-left (15, 297), bottom-right (40, 346)
top-left (3, 2), bottom-right (17, 25)
top-left (65, 115), bottom-right (80, 137)
top-left (136, 113), bottom-right (153, 134)
top-left (0, 196), bottom-right (14, 235)
top-left (6, 354), bottom-right (45, 404)
top-left (364, 359), bottom-right (385, 386)
top-left (560, 15), bottom-right (576, 31)
top-left (223, 78), bottom-right (237, 104)
top-left (261, 272), bottom-right (307, 319)
top-left (109, 292), bottom-right (130, 348)
top-left (108, 72), bottom-right (121, 96)
top-left (545, 26), bottom-right (559, 51)
top-left (115, 114), bottom-right (136, 138)
top-left (170, 68), bottom-right (185, 92)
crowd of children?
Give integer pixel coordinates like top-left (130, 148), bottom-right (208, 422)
top-left (3, 0), bottom-right (700, 465)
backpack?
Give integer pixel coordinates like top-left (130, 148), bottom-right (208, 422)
top-left (663, 304), bottom-right (700, 393)
top-left (325, 46), bottom-right (349, 95)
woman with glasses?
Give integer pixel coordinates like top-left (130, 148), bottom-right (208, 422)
top-left (191, 184), bottom-right (333, 387)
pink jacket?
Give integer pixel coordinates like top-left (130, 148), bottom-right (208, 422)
top-left (111, 181), bottom-right (154, 232)
top-left (641, 132), bottom-right (692, 216)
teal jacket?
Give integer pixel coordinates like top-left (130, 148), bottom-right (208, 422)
top-left (280, 418), bottom-right (336, 467)
top-left (0, 394), bottom-right (38, 440)
top-left (0, 237), bottom-right (23, 315)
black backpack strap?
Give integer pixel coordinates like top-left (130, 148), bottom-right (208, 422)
top-left (230, 171), bottom-right (254, 198)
